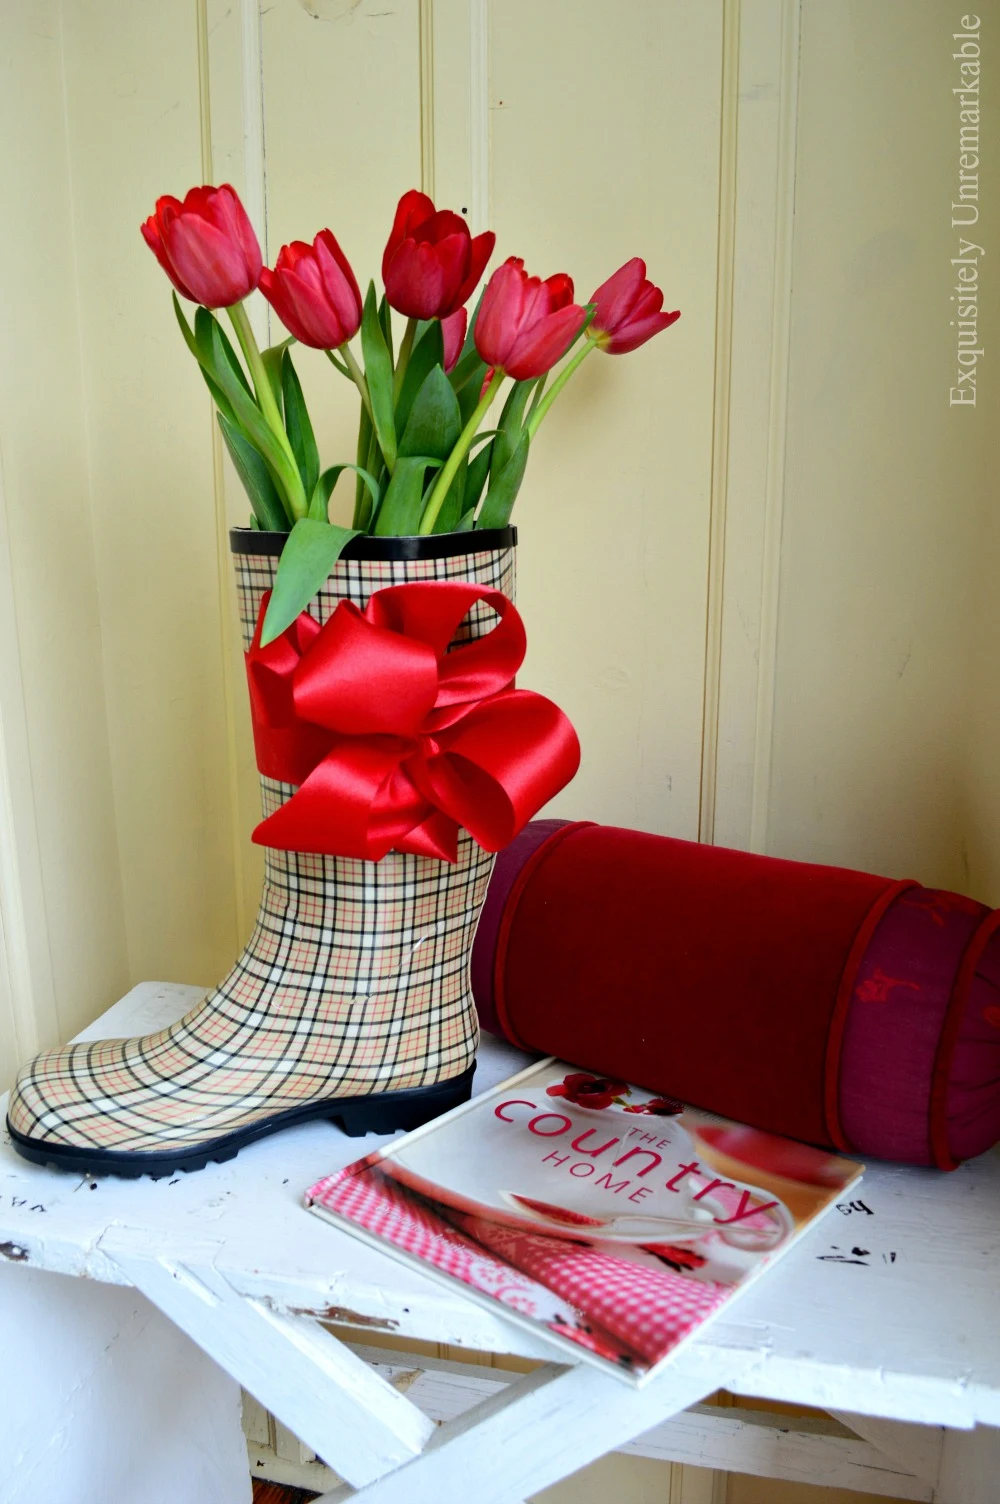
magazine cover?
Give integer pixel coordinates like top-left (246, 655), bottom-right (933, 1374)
top-left (305, 1059), bottom-right (863, 1385)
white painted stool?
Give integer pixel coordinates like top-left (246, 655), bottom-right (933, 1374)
top-left (1, 983), bottom-right (998, 1504)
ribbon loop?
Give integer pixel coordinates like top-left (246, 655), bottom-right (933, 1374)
top-left (245, 581), bottom-right (579, 862)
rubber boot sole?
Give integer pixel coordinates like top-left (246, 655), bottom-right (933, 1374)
top-left (5, 1064), bottom-right (475, 1180)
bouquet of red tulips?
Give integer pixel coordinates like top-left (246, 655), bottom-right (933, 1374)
top-left (142, 184), bottom-right (680, 644)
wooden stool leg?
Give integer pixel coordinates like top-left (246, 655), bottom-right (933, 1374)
top-left (934, 1425), bottom-right (1000, 1504)
top-left (310, 1357), bottom-right (732, 1504)
top-left (0, 1261), bottom-right (249, 1504)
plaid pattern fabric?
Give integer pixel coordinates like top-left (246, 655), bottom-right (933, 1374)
top-left (8, 542), bottom-right (515, 1154)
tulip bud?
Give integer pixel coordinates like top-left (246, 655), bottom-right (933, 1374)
top-left (260, 230), bottom-right (363, 349)
top-left (141, 184), bottom-right (262, 308)
top-left (590, 258), bottom-right (680, 354)
top-left (475, 258), bottom-right (588, 381)
top-left (382, 189), bottom-right (495, 321)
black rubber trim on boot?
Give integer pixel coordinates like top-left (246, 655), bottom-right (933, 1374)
top-left (4, 1065), bottom-right (476, 1180)
top-left (230, 527), bottom-right (516, 559)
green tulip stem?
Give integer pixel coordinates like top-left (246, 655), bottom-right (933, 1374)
top-left (525, 336), bottom-right (599, 441)
top-left (228, 301), bottom-right (284, 435)
top-left (325, 349), bottom-right (351, 378)
top-left (393, 317), bottom-right (419, 403)
top-left (227, 300), bottom-right (308, 520)
top-left (418, 368), bottom-right (505, 536)
top-left (339, 343), bottom-right (375, 426)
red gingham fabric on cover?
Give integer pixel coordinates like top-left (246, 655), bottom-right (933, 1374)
top-left (8, 542), bottom-right (514, 1155)
top-left (309, 1161), bottom-right (729, 1372)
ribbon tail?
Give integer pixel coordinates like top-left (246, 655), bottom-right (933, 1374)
top-left (395, 812), bottom-right (460, 862)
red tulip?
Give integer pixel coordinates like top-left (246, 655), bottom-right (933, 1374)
top-left (441, 309), bottom-right (467, 373)
top-left (259, 230), bottom-right (362, 349)
top-left (141, 184), bottom-right (262, 308)
top-left (474, 258), bottom-right (587, 381)
top-left (590, 257), bottom-right (680, 354)
top-left (382, 189), bottom-right (495, 320)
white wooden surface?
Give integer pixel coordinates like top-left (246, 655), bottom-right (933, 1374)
top-left (1, 1261), bottom-right (249, 1504)
top-left (2, 982), bottom-right (999, 1503)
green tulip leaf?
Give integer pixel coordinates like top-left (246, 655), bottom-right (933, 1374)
top-left (375, 455), bottom-right (443, 537)
top-left (465, 439), bottom-right (493, 517)
top-left (195, 306), bottom-right (253, 398)
top-left (395, 322), bottom-right (445, 435)
top-left (309, 464), bottom-right (381, 523)
top-left (281, 350), bottom-right (320, 500)
top-left (217, 413), bottom-right (290, 531)
top-left (431, 454), bottom-right (468, 535)
top-left (457, 365), bottom-right (491, 428)
top-left (492, 379), bottom-right (536, 476)
top-left (262, 337), bottom-right (293, 417)
top-left (354, 392), bottom-right (374, 523)
top-left (197, 366), bottom-right (238, 426)
top-left (361, 282), bottom-right (397, 473)
top-left (207, 319), bottom-right (301, 514)
top-left (461, 288), bottom-right (485, 360)
top-left (261, 518), bottom-right (362, 646)
top-left (478, 431), bottom-right (529, 530)
top-left (173, 293), bottom-right (201, 362)
top-left (454, 507), bottom-right (477, 532)
top-left (362, 425), bottom-right (385, 529)
top-left (175, 295), bottom-right (238, 423)
top-left (399, 365), bottom-right (462, 463)
top-left (449, 349), bottom-right (488, 401)
top-left (378, 293), bottom-right (394, 362)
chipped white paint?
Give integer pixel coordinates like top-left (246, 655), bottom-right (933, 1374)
top-left (1, 982), bottom-right (999, 1502)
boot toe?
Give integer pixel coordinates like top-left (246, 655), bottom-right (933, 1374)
top-left (7, 1041), bottom-right (126, 1149)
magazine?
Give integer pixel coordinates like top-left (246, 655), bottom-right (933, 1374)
top-left (305, 1059), bottom-right (863, 1386)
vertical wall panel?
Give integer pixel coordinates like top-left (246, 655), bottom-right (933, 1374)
top-left (58, 0), bottom-right (241, 989)
top-left (487, 0), bottom-right (724, 836)
top-left (957, 0), bottom-right (1000, 907)
top-left (766, 0), bottom-right (997, 889)
top-left (0, 2), bottom-right (128, 1057)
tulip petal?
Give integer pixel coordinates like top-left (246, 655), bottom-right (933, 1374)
top-left (543, 271), bottom-right (575, 311)
top-left (629, 282), bottom-right (665, 321)
top-left (263, 230), bottom-right (362, 347)
top-left (505, 303), bottom-right (589, 380)
top-left (162, 214), bottom-right (257, 308)
top-left (384, 238), bottom-right (452, 320)
top-left (315, 229), bottom-right (363, 332)
top-left (591, 256), bottom-right (647, 331)
top-left (441, 308), bottom-right (468, 372)
top-left (422, 209), bottom-right (470, 244)
top-left (474, 259), bottom-right (528, 369)
top-left (445, 230), bottom-right (496, 315)
top-left (382, 189), bottom-right (436, 282)
top-left (519, 274), bottom-right (551, 327)
top-left (142, 216), bottom-right (197, 301)
top-left (604, 308), bottom-right (680, 354)
top-left (204, 184), bottom-right (262, 281)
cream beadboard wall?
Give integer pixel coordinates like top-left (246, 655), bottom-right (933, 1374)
top-left (0, 2), bottom-right (995, 1500)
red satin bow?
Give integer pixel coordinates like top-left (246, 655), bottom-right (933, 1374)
top-left (245, 581), bottom-right (580, 862)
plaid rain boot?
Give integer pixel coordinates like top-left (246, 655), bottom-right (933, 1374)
top-left (6, 530), bottom-right (516, 1177)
